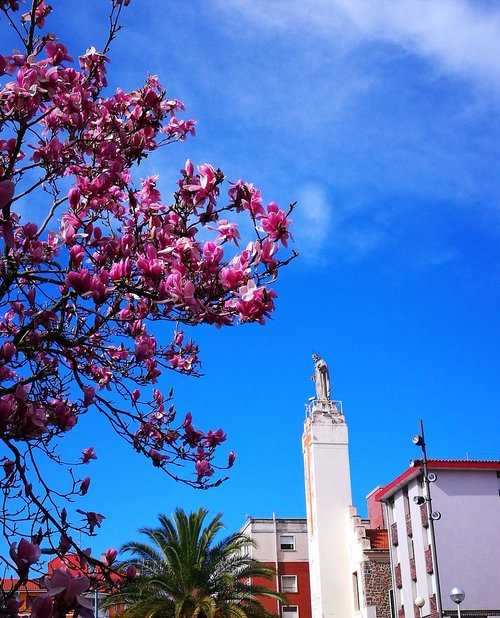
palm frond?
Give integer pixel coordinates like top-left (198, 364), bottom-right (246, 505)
top-left (107, 509), bottom-right (284, 618)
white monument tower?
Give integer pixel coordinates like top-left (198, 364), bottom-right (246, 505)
top-left (302, 356), bottom-right (353, 618)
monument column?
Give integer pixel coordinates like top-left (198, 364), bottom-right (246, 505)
top-left (303, 356), bottom-right (353, 618)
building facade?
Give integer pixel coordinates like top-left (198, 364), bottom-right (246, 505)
top-left (243, 358), bottom-right (499, 618)
top-left (376, 461), bottom-right (500, 618)
top-left (240, 517), bottom-right (312, 618)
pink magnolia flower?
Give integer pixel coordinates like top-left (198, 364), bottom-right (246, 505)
top-left (260, 202), bottom-right (292, 247)
top-left (76, 510), bottom-right (105, 534)
top-left (216, 220), bottom-right (240, 245)
top-left (195, 458), bottom-right (214, 479)
top-left (165, 271), bottom-right (196, 306)
top-left (3, 459), bottom-right (15, 477)
top-left (60, 212), bottom-right (81, 244)
top-left (58, 534), bottom-right (71, 555)
top-left (83, 386), bottom-right (95, 407)
top-left (79, 477), bottom-right (91, 495)
top-left (233, 280), bottom-right (277, 324)
top-left (148, 448), bottom-right (168, 467)
top-left (2, 598), bottom-right (21, 618)
top-left (134, 333), bottom-right (157, 361)
top-left (0, 341), bottom-right (16, 362)
top-left (198, 163), bottom-right (216, 190)
top-left (81, 447), bottom-right (97, 464)
top-left (109, 257), bottom-right (132, 281)
top-left (0, 179), bottom-right (14, 209)
top-left (228, 451), bottom-right (236, 467)
top-left (256, 239), bottom-right (279, 269)
top-left (9, 539), bottom-right (41, 577)
top-left (68, 187), bottom-right (81, 210)
top-left (52, 399), bottom-right (77, 432)
top-left (220, 265), bottom-right (247, 291)
top-left (165, 117), bottom-right (196, 140)
top-left (228, 180), bottom-right (264, 217)
top-left (31, 594), bottom-right (53, 618)
top-left (204, 429), bottom-right (226, 448)
top-left (44, 567), bottom-right (93, 618)
top-left (183, 159), bottom-right (194, 177)
top-left (45, 41), bottom-right (73, 65)
top-left (103, 547), bottom-right (117, 565)
top-left (66, 269), bottom-right (91, 295)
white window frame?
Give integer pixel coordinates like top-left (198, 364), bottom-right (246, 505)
top-left (279, 534), bottom-right (295, 551)
top-left (281, 575), bottom-right (298, 593)
top-left (282, 606), bottom-right (299, 618)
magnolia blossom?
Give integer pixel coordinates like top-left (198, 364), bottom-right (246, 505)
top-left (44, 568), bottom-right (93, 618)
top-left (9, 539), bottom-right (41, 577)
top-left (81, 447), bottom-right (97, 464)
top-left (0, 0), bottom-right (295, 595)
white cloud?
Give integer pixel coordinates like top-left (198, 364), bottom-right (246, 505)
top-left (294, 185), bottom-right (331, 260)
top-left (292, 187), bottom-right (385, 261)
top-left (217, 0), bottom-right (500, 92)
top-left (338, 0), bottom-right (500, 89)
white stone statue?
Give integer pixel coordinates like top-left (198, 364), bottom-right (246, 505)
top-left (312, 354), bottom-right (331, 400)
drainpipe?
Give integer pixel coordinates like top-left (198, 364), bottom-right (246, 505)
top-left (382, 501), bottom-right (397, 618)
top-left (273, 512), bottom-right (281, 615)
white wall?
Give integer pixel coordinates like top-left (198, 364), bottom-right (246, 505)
top-left (303, 409), bottom-right (353, 618)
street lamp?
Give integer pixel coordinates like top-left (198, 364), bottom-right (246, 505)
top-left (414, 597), bottom-right (426, 617)
top-left (412, 419), bottom-right (443, 618)
top-left (450, 587), bottom-right (465, 618)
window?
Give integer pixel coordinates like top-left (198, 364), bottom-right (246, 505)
top-left (281, 575), bottom-right (298, 593)
top-left (389, 590), bottom-right (396, 618)
top-left (282, 607), bottom-right (299, 618)
top-left (352, 572), bottom-right (360, 612)
top-left (280, 534), bottom-right (295, 550)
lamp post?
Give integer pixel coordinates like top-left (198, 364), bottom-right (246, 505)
top-left (412, 419), bottom-right (443, 618)
top-left (450, 587), bottom-right (465, 618)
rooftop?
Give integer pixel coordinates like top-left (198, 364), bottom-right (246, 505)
top-left (376, 459), bottom-right (500, 502)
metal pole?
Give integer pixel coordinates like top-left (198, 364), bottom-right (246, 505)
top-left (94, 586), bottom-right (99, 618)
top-left (457, 604), bottom-right (462, 618)
top-left (272, 512), bottom-right (281, 615)
top-left (419, 419), bottom-right (443, 618)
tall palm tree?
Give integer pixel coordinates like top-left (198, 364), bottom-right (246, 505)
top-left (103, 508), bottom-right (286, 618)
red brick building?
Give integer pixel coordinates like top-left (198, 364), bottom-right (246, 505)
top-left (240, 517), bottom-right (311, 618)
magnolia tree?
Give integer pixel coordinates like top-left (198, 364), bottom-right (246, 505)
top-left (0, 0), bottom-right (295, 615)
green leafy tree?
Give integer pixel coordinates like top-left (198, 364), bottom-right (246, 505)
top-left (103, 508), bottom-right (286, 618)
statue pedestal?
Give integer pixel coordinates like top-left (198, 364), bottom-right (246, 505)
top-left (308, 399), bottom-right (345, 423)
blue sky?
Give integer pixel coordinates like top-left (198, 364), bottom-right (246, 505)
top-left (5, 0), bottom-right (500, 553)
